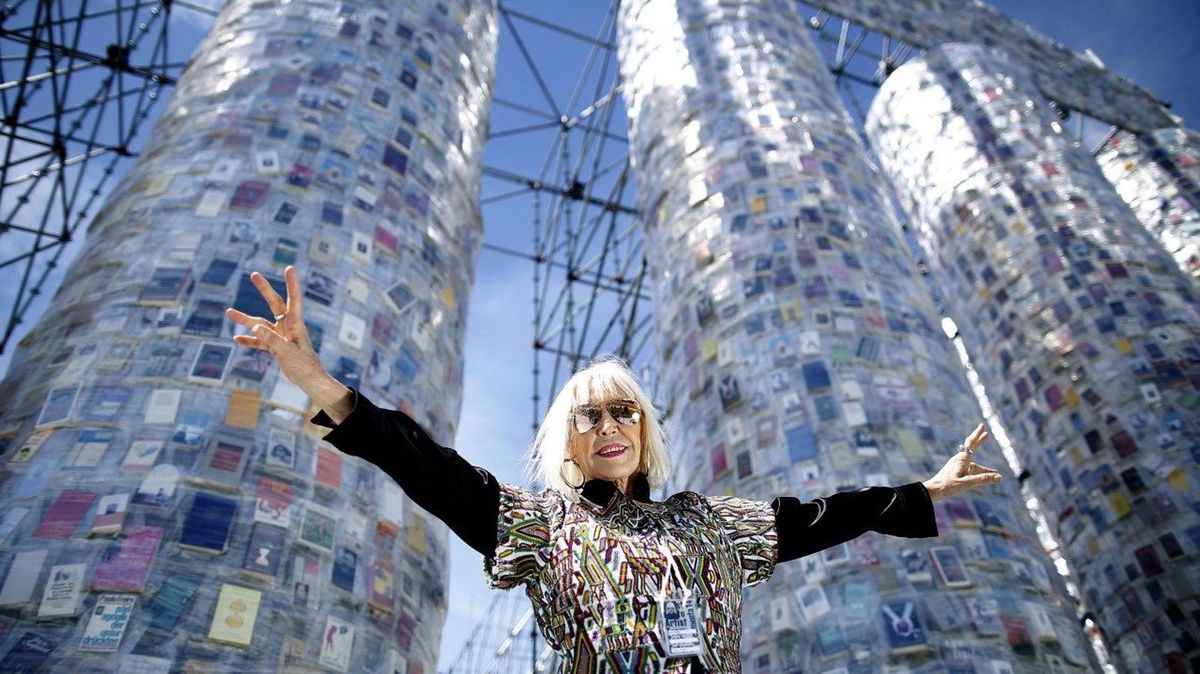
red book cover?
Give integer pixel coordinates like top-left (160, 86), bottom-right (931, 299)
top-left (32, 490), bottom-right (96, 539)
top-left (90, 525), bottom-right (164, 592)
top-left (316, 446), bottom-right (342, 488)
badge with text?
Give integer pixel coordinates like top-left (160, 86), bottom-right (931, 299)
top-left (660, 596), bottom-right (704, 657)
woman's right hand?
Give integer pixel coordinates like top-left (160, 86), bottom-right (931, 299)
top-left (225, 265), bottom-right (329, 396)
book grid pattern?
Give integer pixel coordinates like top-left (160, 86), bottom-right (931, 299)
top-left (1097, 127), bottom-right (1200, 282)
top-left (0, 0), bottom-right (496, 671)
top-left (617, 1), bottom-right (1096, 671)
top-left (867, 43), bottom-right (1200, 674)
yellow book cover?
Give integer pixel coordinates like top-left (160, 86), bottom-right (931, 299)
top-left (207, 583), bottom-right (261, 648)
top-left (225, 389), bottom-right (262, 430)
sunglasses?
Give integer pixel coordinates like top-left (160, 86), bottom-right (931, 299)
top-left (571, 399), bottom-right (642, 434)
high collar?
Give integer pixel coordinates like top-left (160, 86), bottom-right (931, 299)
top-left (580, 472), bottom-right (652, 507)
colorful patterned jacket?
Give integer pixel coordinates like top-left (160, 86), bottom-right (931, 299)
top-left (313, 389), bottom-right (938, 673)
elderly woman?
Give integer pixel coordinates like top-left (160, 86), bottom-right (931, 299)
top-left (227, 266), bottom-right (1003, 673)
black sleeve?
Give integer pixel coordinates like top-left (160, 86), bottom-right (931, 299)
top-left (310, 388), bottom-right (501, 557)
top-left (771, 482), bottom-right (938, 563)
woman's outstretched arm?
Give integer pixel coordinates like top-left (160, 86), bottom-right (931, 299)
top-left (225, 265), bottom-right (501, 556)
top-left (773, 423), bottom-right (1002, 563)
top-left (310, 389), bottom-right (501, 557)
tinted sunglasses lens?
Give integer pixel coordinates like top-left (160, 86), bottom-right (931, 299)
top-left (608, 402), bottom-right (641, 426)
top-left (573, 407), bottom-right (601, 433)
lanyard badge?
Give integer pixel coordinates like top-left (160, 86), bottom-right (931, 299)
top-left (657, 544), bottom-right (705, 658)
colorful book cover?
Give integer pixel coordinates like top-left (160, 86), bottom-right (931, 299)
top-left (224, 388), bottom-right (262, 430)
top-left (32, 489), bottom-right (96, 539)
top-left (880, 600), bottom-right (929, 654)
top-left (240, 522), bottom-right (286, 581)
top-left (298, 503), bottom-right (336, 555)
top-left (192, 435), bottom-right (250, 492)
top-left (8, 428), bottom-right (53, 464)
top-left (207, 583), bottom-right (262, 649)
top-left (331, 546), bottom-right (357, 592)
top-left (132, 464), bottom-right (180, 506)
top-left (179, 491), bottom-right (238, 554)
top-left (91, 525), bottom-right (163, 592)
top-left (65, 429), bottom-right (115, 467)
top-left (0, 550), bottom-right (47, 607)
top-left (90, 493), bottom-right (130, 536)
top-left (0, 632), bottom-right (56, 672)
top-left (252, 476), bottom-right (293, 527)
top-left (37, 562), bottom-right (86, 618)
top-left (930, 545), bottom-right (972, 588)
top-left (79, 593), bottom-right (136, 652)
top-left (944, 498), bottom-right (979, 528)
top-left (369, 557), bottom-right (395, 612)
top-left (146, 574), bottom-right (201, 632)
top-left (121, 439), bottom-right (163, 472)
top-left (318, 615), bottom-right (355, 672)
top-left (263, 427), bottom-right (297, 474)
top-left (290, 552), bottom-right (322, 610)
top-left (315, 445), bottom-right (342, 489)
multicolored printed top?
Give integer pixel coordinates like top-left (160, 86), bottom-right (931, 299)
top-left (485, 479), bottom-right (777, 673)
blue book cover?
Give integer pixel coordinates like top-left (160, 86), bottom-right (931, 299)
top-left (179, 491), bottom-right (238, 554)
top-left (785, 424), bottom-right (817, 464)
top-left (0, 632), bottom-right (57, 673)
top-left (331, 546), bottom-right (358, 592)
top-left (146, 574), bottom-right (201, 632)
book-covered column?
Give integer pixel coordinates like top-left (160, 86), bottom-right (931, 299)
top-left (0, 0), bottom-right (496, 671)
top-left (617, 1), bottom-right (1094, 671)
top-left (1097, 127), bottom-right (1200, 283)
top-left (867, 43), bottom-right (1200, 674)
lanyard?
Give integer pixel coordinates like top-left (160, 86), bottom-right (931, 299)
top-left (655, 539), bottom-right (692, 602)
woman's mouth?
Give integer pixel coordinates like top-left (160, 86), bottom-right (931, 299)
top-left (597, 443), bottom-right (627, 458)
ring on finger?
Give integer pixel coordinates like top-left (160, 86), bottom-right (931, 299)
top-left (274, 313), bottom-right (287, 321)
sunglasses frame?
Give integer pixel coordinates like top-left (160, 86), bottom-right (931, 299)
top-left (571, 399), bottom-right (642, 434)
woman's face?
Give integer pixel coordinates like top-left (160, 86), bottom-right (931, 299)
top-left (569, 397), bottom-right (643, 486)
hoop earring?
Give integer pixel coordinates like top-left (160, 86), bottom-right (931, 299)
top-left (560, 458), bottom-right (585, 491)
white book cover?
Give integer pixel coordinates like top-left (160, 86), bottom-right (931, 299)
top-left (319, 615), bottom-right (355, 672)
top-left (79, 593), bottom-right (136, 651)
top-left (268, 376), bottom-right (308, 414)
top-left (338, 312), bottom-right (366, 350)
top-left (37, 562), bottom-right (86, 618)
top-left (795, 583), bottom-right (831, 622)
top-left (144, 389), bottom-right (182, 425)
top-left (0, 549), bottom-right (47, 607)
top-left (378, 481), bottom-right (404, 528)
top-left (121, 439), bottom-right (163, 472)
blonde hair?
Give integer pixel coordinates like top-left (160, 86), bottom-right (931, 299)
top-left (528, 355), bottom-right (669, 500)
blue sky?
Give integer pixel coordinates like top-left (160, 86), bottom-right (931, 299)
top-left (1, 0), bottom-right (1197, 669)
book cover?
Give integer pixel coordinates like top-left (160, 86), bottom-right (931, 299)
top-left (188, 341), bottom-right (232, 383)
top-left (369, 556), bottom-right (395, 612)
top-left (331, 546), bottom-right (357, 592)
top-left (91, 525), bottom-right (163, 592)
top-left (121, 438), bottom-right (163, 472)
top-left (290, 552), bottom-right (322, 610)
top-left (138, 267), bottom-right (192, 306)
top-left (33, 489), bottom-right (96, 539)
top-left (79, 593), bottom-right (136, 652)
top-left (145, 573), bottom-right (200, 632)
top-left (179, 491), bottom-right (238, 554)
top-left (319, 615), bottom-right (355, 672)
top-left (264, 428), bottom-right (297, 474)
top-left (224, 388), bottom-right (262, 430)
top-left (252, 476), bottom-right (293, 527)
top-left (8, 429), bottom-right (53, 464)
top-left (90, 493), bottom-right (130, 536)
top-left (880, 600), bottom-right (929, 654)
top-left (192, 435), bottom-right (251, 492)
top-left (930, 545), bottom-right (972, 588)
top-left (298, 503), bottom-right (336, 555)
top-left (0, 550), bottom-right (47, 607)
top-left (0, 507), bottom-right (30, 545)
top-left (35, 385), bottom-right (78, 427)
top-left (315, 445), bottom-right (342, 490)
top-left (944, 498), bottom-right (979, 528)
top-left (967, 596), bottom-right (1003, 635)
top-left (65, 429), bottom-right (115, 468)
top-left (240, 522), bottom-right (286, 581)
top-left (132, 464), bottom-right (180, 506)
top-left (0, 632), bottom-right (56, 672)
top-left (37, 563), bottom-right (86, 618)
top-left (229, 348), bottom-right (272, 382)
top-left (207, 583), bottom-right (262, 649)
top-left (278, 635), bottom-right (314, 672)
top-left (143, 389), bottom-right (182, 425)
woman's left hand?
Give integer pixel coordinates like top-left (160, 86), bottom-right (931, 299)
top-left (922, 423), bottom-right (1003, 502)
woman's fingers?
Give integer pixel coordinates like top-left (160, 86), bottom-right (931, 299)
top-left (966, 462), bottom-right (1001, 476)
top-left (225, 307), bottom-right (269, 329)
top-left (250, 271), bottom-right (287, 315)
top-left (283, 265), bottom-right (303, 318)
